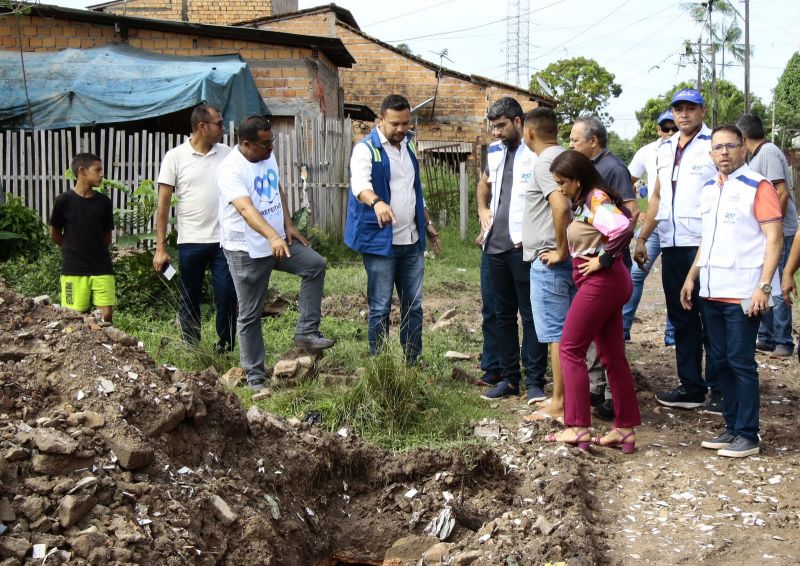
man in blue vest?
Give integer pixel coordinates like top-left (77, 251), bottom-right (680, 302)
top-left (345, 94), bottom-right (441, 364)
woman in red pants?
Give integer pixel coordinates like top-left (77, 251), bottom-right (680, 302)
top-left (544, 150), bottom-right (641, 453)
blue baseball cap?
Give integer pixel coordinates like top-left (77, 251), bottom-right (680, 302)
top-left (657, 110), bottom-right (675, 124)
top-left (670, 88), bottom-right (705, 106)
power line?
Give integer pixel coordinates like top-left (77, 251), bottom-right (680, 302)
top-left (361, 0), bottom-right (457, 28)
top-left (386, 0), bottom-right (568, 43)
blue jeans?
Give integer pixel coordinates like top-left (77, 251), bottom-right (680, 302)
top-left (480, 252), bottom-right (500, 372)
top-left (178, 243), bottom-right (237, 350)
top-left (702, 299), bottom-right (761, 442)
top-left (758, 234), bottom-right (795, 350)
top-left (622, 232), bottom-right (674, 340)
top-left (486, 248), bottom-right (548, 389)
top-left (529, 257), bottom-right (575, 343)
top-left (363, 243), bottom-right (424, 363)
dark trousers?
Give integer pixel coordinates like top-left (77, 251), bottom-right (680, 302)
top-left (661, 246), bottom-right (717, 395)
top-left (480, 252), bottom-right (500, 372)
top-left (702, 299), bottom-right (760, 442)
top-left (486, 248), bottom-right (548, 388)
top-left (178, 243), bottom-right (237, 351)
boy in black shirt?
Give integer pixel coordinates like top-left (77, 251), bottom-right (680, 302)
top-left (50, 153), bottom-right (115, 322)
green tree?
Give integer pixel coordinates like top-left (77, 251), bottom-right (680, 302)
top-left (680, 0), bottom-right (745, 80)
top-left (607, 132), bottom-right (634, 165)
top-left (774, 52), bottom-right (800, 144)
top-left (531, 57), bottom-right (622, 141)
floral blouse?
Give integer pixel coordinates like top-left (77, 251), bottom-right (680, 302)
top-left (566, 189), bottom-right (633, 264)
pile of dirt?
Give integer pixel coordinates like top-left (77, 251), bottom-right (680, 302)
top-left (0, 279), bottom-right (607, 565)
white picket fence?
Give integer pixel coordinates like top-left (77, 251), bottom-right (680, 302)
top-left (0, 115), bottom-right (353, 237)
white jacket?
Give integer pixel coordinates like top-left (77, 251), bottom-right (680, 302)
top-left (486, 140), bottom-right (536, 246)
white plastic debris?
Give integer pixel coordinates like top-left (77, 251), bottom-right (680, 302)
top-left (98, 379), bottom-right (116, 394)
top-left (76, 390), bottom-right (86, 401)
top-left (424, 507), bottom-right (455, 541)
top-left (404, 488), bottom-right (418, 498)
top-left (337, 427), bottom-right (350, 438)
top-left (32, 544), bottom-right (47, 559)
top-left (177, 466), bottom-right (192, 475)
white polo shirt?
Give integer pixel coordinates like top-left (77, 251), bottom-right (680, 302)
top-left (157, 140), bottom-right (231, 244)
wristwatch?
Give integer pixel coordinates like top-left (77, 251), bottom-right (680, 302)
top-left (369, 196), bottom-right (383, 208)
top-left (759, 282), bottom-right (772, 294)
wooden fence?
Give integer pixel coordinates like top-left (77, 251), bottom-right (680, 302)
top-left (0, 114), bottom-right (353, 237)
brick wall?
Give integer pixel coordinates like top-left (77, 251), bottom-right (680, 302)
top-left (258, 15), bottom-right (541, 144)
top-left (93, 0), bottom-right (287, 26)
top-left (2, 14), bottom-right (339, 116)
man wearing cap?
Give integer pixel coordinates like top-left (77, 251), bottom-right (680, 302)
top-left (635, 89), bottom-right (720, 411)
top-left (623, 110), bottom-right (678, 346)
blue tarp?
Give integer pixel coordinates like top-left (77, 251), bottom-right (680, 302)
top-left (0, 44), bottom-right (269, 130)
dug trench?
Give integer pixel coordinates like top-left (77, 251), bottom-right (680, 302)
top-left (2, 269), bottom-right (800, 565)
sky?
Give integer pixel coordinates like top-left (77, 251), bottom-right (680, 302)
top-left (50, 0), bottom-right (800, 138)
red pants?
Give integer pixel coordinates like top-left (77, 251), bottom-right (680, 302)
top-left (560, 258), bottom-right (641, 428)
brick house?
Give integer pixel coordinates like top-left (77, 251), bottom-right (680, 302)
top-left (1, 3), bottom-right (354, 128)
top-left (237, 4), bottom-right (556, 149)
top-left (88, 0), bottom-right (299, 27)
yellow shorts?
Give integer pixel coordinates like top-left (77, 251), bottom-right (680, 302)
top-left (60, 275), bottom-right (116, 312)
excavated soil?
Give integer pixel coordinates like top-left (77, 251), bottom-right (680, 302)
top-left (0, 256), bottom-right (799, 565)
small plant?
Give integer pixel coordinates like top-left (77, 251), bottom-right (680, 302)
top-left (0, 194), bottom-right (48, 261)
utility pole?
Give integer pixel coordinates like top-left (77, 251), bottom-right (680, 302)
top-left (697, 37), bottom-right (703, 91)
top-left (744, 0), bottom-right (750, 112)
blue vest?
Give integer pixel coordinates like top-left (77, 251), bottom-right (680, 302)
top-left (344, 128), bottom-right (426, 256)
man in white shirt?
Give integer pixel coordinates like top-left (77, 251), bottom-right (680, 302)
top-left (345, 94), bottom-right (440, 365)
top-left (623, 110), bottom-right (677, 345)
top-left (218, 115), bottom-right (333, 391)
top-left (153, 104), bottom-right (237, 352)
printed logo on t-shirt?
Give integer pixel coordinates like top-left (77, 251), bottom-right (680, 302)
top-left (255, 169), bottom-right (279, 202)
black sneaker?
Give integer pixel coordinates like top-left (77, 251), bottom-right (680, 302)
top-left (718, 436), bottom-right (760, 458)
top-left (656, 387), bottom-right (705, 409)
top-left (293, 333), bottom-right (335, 349)
top-left (481, 380), bottom-right (519, 400)
top-left (593, 398), bottom-right (615, 421)
top-left (702, 393), bottom-right (723, 416)
top-left (701, 430), bottom-right (736, 449)
top-left (476, 371), bottom-right (502, 387)
top-left (590, 391), bottom-right (605, 408)
top-left (755, 340), bottom-right (774, 352)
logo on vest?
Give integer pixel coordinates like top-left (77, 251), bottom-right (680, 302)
top-left (254, 169), bottom-right (279, 202)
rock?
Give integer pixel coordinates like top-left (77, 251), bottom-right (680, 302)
top-left (246, 406), bottom-right (265, 426)
top-left (31, 453), bottom-right (93, 475)
top-left (145, 403), bottom-right (186, 437)
top-left (109, 515), bottom-right (146, 543)
top-left (220, 367), bottom-right (246, 388)
top-left (5, 447), bottom-right (28, 461)
top-left (19, 496), bottom-right (47, 522)
top-left (473, 423), bottom-right (501, 439)
top-left (105, 434), bottom-right (153, 470)
top-left (534, 514), bottom-right (557, 535)
top-left (287, 418), bottom-right (302, 428)
top-left (384, 535), bottom-right (440, 564)
top-left (32, 428), bottom-right (79, 455)
top-left (252, 390), bottom-right (271, 401)
top-left (66, 411), bottom-right (105, 429)
top-left (431, 308), bottom-right (457, 331)
top-left (102, 326), bottom-right (137, 346)
top-left (208, 494), bottom-right (238, 526)
top-left (68, 476), bottom-right (99, 494)
top-left (423, 542), bottom-right (454, 564)
top-left (69, 528), bottom-right (109, 560)
top-left (0, 537), bottom-right (30, 560)
top-left (273, 359), bottom-right (298, 377)
top-left (32, 295), bottom-right (51, 306)
top-left (0, 497), bottom-right (16, 522)
top-left (444, 351), bottom-right (472, 361)
top-left (451, 550), bottom-right (483, 566)
top-left (450, 367), bottom-right (473, 383)
top-left (58, 494), bottom-right (97, 527)
top-left (24, 477), bottom-right (55, 494)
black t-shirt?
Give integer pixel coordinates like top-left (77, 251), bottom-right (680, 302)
top-left (49, 190), bottom-right (114, 275)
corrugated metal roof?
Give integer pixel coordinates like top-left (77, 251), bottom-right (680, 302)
top-left (417, 140), bottom-right (474, 153)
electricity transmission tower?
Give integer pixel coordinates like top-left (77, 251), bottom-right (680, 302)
top-left (505, 0), bottom-right (530, 87)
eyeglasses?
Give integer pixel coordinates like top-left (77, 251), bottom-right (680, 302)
top-left (660, 125), bottom-right (679, 133)
top-left (710, 142), bottom-right (742, 152)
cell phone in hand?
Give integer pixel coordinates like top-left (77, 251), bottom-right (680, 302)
top-left (161, 262), bottom-right (176, 281)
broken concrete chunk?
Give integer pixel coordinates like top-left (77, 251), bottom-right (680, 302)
top-left (102, 326), bottom-right (137, 346)
top-left (58, 494), bottom-right (97, 528)
top-left (19, 495), bottom-right (47, 522)
top-left (105, 435), bottom-right (153, 470)
top-left (32, 295), bottom-right (51, 306)
top-left (32, 453), bottom-right (94, 476)
top-left (109, 515), bottom-right (146, 543)
top-left (384, 535), bottom-right (441, 563)
top-left (273, 359), bottom-right (298, 377)
top-left (444, 351), bottom-right (472, 361)
top-left (0, 497), bottom-right (15, 522)
top-left (66, 411), bottom-right (105, 429)
top-left (0, 537), bottom-right (31, 560)
top-left (69, 528), bottom-right (109, 560)
top-left (209, 494), bottom-right (238, 526)
top-left (246, 406), bottom-right (265, 426)
top-left (32, 428), bottom-right (79, 455)
top-left (220, 367), bottom-right (246, 388)
top-left (145, 403), bottom-right (186, 437)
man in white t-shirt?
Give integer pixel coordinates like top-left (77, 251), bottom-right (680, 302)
top-left (218, 115), bottom-right (333, 391)
top-left (623, 110), bottom-right (677, 345)
top-left (153, 104), bottom-right (237, 352)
